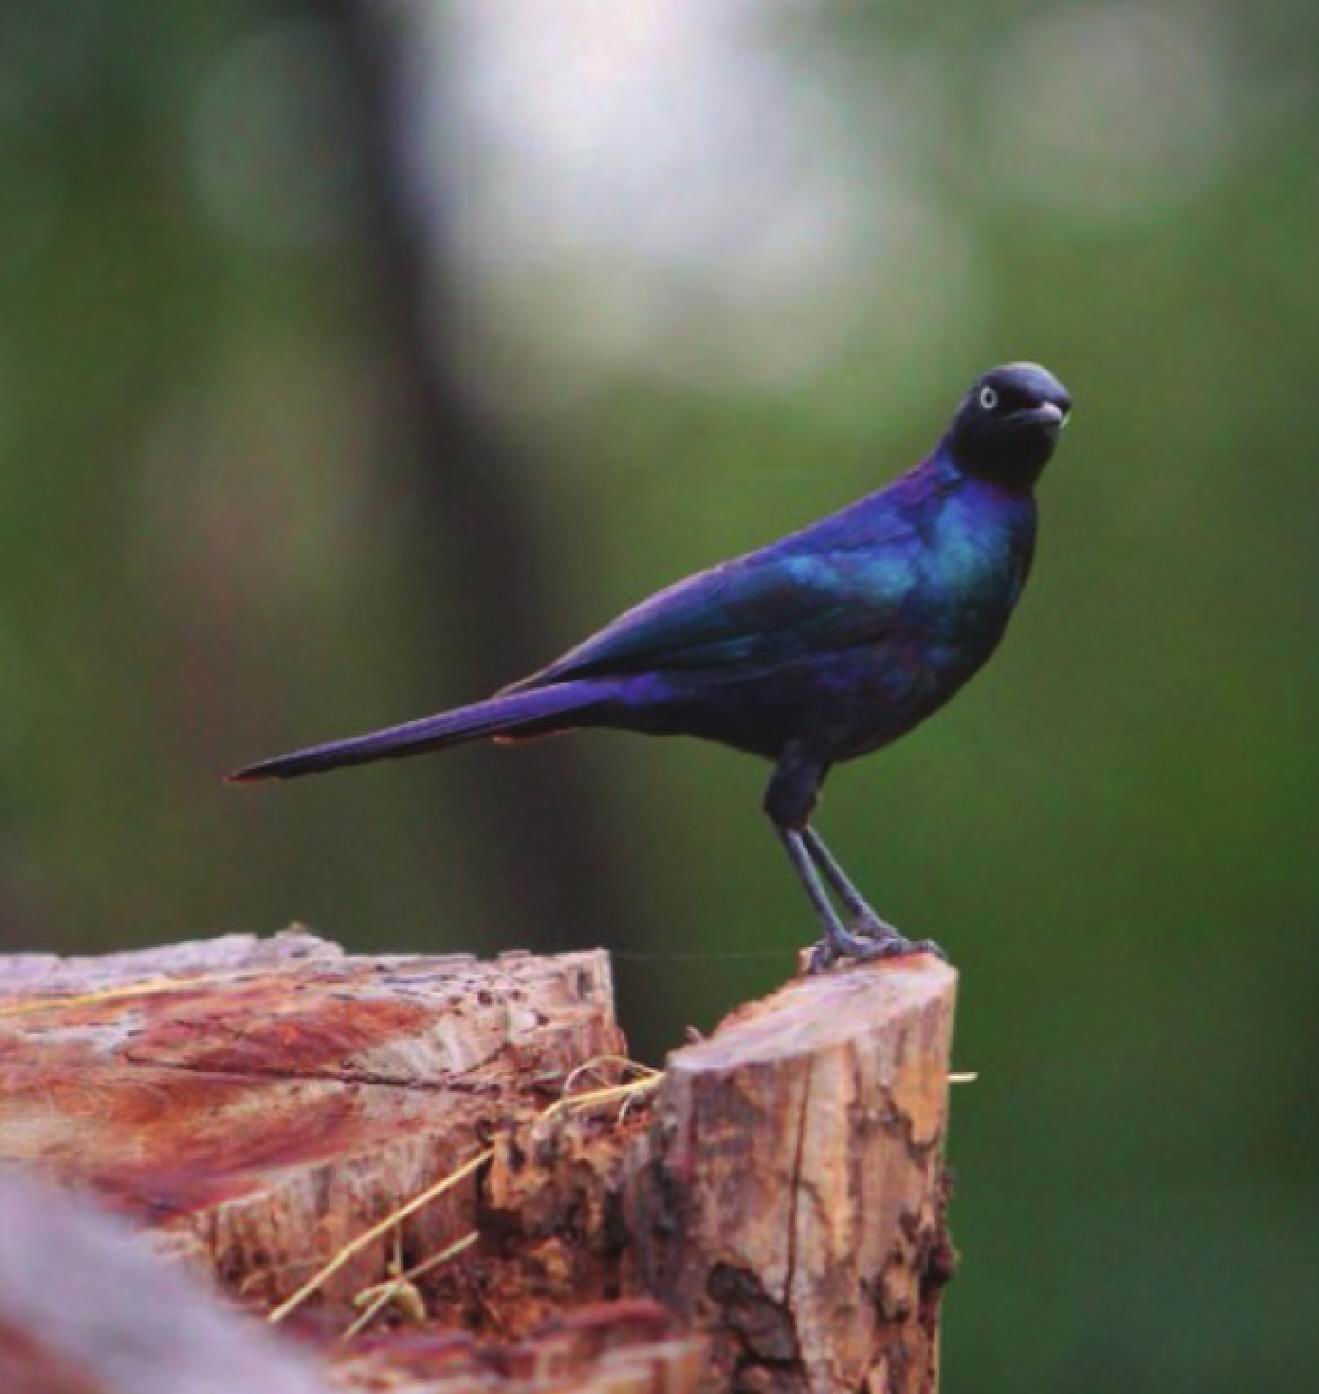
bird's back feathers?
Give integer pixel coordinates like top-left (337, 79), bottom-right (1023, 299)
top-left (502, 460), bottom-right (952, 693)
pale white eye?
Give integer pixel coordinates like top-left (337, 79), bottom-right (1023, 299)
top-left (979, 385), bottom-right (999, 411)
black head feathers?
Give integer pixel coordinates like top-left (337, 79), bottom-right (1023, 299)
top-left (948, 362), bottom-right (1072, 486)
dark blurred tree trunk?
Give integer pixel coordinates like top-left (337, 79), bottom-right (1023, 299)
top-left (316, 1), bottom-right (629, 949)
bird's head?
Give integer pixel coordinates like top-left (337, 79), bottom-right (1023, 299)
top-left (947, 362), bottom-right (1072, 487)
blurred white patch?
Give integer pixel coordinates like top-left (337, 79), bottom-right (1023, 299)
top-left (400, 1), bottom-right (977, 408)
top-left (986, 4), bottom-right (1232, 217)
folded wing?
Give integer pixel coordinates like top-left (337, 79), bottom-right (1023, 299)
top-left (504, 539), bottom-right (918, 691)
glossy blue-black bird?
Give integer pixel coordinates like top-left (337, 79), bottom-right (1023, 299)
top-left (231, 362), bottom-right (1072, 969)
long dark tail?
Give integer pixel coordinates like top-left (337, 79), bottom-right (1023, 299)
top-left (227, 679), bottom-right (614, 782)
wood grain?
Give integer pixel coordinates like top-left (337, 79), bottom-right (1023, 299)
top-left (0, 930), bottom-right (622, 1306)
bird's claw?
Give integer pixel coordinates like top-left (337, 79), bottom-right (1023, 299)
top-left (805, 931), bottom-right (948, 974)
top-left (805, 939), bottom-right (839, 974)
top-left (847, 933), bottom-right (934, 964)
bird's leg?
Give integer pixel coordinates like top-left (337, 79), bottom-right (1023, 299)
top-left (765, 747), bottom-right (943, 971)
top-left (799, 825), bottom-right (897, 934)
top-left (801, 825), bottom-right (947, 963)
top-left (774, 825), bottom-right (882, 969)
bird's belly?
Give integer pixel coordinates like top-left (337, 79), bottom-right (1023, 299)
top-left (624, 626), bottom-right (1001, 762)
top-left (829, 604), bottom-right (1014, 759)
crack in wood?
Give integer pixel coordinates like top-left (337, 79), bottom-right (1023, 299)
top-left (116, 1053), bottom-right (469, 1094)
top-left (782, 1058), bottom-right (815, 1311)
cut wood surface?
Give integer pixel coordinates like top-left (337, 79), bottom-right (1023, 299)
top-left (0, 929), bottom-right (623, 1305)
top-left (0, 931), bottom-right (958, 1394)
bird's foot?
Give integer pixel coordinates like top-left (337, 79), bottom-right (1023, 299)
top-left (804, 939), bottom-right (839, 974)
top-left (805, 930), bottom-right (949, 974)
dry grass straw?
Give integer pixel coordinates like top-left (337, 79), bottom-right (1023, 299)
top-left (267, 1054), bottom-right (664, 1335)
top-left (266, 1147), bottom-right (492, 1327)
top-left (0, 971), bottom-right (254, 1019)
top-left (341, 1230), bottom-right (479, 1344)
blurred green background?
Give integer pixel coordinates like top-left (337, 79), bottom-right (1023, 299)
top-left (3, 1), bottom-right (1316, 1388)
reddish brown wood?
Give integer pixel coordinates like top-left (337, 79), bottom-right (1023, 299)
top-left (0, 930), bottom-right (622, 1306)
top-left (332, 1299), bottom-right (704, 1394)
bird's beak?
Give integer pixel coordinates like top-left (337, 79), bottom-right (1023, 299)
top-left (1036, 401), bottom-right (1066, 427)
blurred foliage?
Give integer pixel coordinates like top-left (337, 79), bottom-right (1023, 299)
top-left (1, 2), bottom-right (1316, 1389)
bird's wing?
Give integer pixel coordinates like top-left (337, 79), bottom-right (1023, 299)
top-left (509, 534), bottom-right (919, 688)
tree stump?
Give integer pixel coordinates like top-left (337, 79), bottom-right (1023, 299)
top-left (0, 931), bottom-right (958, 1393)
top-left (627, 958), bottom-right (957, 1394)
